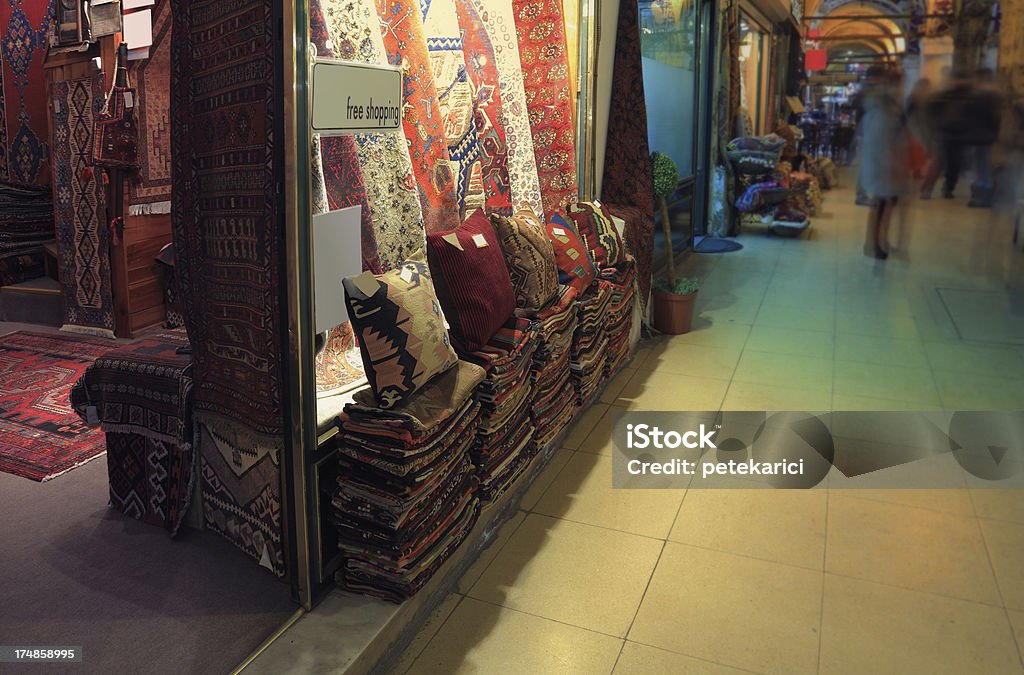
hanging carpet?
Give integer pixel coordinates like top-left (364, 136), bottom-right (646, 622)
top-left (0, 331), bottom-right (117, 481)
top-left (52, 75), bottom-right (115, 338)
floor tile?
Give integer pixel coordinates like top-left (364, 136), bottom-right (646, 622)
top-left (979, 518), bottom-right (1024, 610)
top-left (391, 592), bottom-right (463, 674)
top-left (669, 488), bottom-right (827, 569)
top-left (410, 597), bottom-right (623, 674)
top-left (933, 370), bottom-right (1024, 410)
top-left (458, 511), bottom-right (529, 594)
top-left (641, 341), bottom-right (742, 380)
top-left (831, 393), bottom-right (943, 411)
top-left (755, 303), bottom-right (835, 333)
top-left (924, 340), bottom-right (1024, 379)
top-left (664, 322), bottom-right (751, 350)
top-left (731, 350), bottom-right (833, 393)
top-left (576, 406), bottom-right (617, 456)
top-left (744, 324), bottom-right (835, 360)
top-left (563, 404), bottom-right (609, 450)
top-left (722, 380), bottom-right (831, 411)
top-left (628, 543), bottom-right (822, 674)
top-left (971, 489), bottom-right (1024, 524)
top-left (835, 333), bottom-right (929, 369)
top-left (1009, 609), bottom-right (1024, 665)
top-left (467, 514), bottom-right (663, 637)
top-left (613, 641), bottom-right (749, 675)
top-left (833, 360), bottom-right (941, 406)
top-left (601, 366), bottom-right (636, 405)
top-left (819, 574), bottom-right (1021, 675)
top-left (615, 367), bottom-right (730, 412)
top-left (835, 309), bottom-right (920, 339)
top-left (827, 487), bottom-right (974, 517)
top-left (533, 451), bottom-right (686, 539)
top-left (826, 494), bottom-right (1001, 605)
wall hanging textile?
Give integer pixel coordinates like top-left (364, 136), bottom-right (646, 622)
top-left (454, 0), bottom-right (513, 216)
top-left (126, 0), bottom-right (172, 216)
top-left (170, 0), bottom-right (286, 575)
top-left (422, 0), bottom-right (486, 220)
top-left (310, 0), bottom-right (383, 273)
top-left (426, 209), bottom-right (516, 352)
top-left (375, 0), bottom-right (461, 233)
top-left (343, 258), bottom-right (458, 410)
top-left (466, 0), bottom-right (544, 219)
top-left (0, 0), bottom-right (53, 185)
top-left (599, 0), bottom-right (656, 313)
top-left (70, 329), bottom-right (195, 535)
top-left (511, 0), bottom-right (578, 218)
top-left (52, 75), bottom-right (115, 338)
top-left (92, 60), bottom-right (139, 170)
top-left (0, 331), bottom-right (116, 482)
top-left (321, 0), bottom-right (425, 271)
top-left (490, 206), bottom-right (559, 310)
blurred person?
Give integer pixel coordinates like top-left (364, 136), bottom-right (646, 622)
top-left (858, 66), bottom-right (909, 259)
top-left (905, 78), bottom-right (934, 182)
top-left (964, 68), bottom-right (1003, 208)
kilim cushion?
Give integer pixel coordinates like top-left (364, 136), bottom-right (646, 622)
top-left (426, 209), bottom-right (516, 352)
top-left (490, 206), bottom-right (559, 310)
top-left (567, 200), bottom-right (624, 268)
top-left (343, 258), bottom-right (458, 409)
top-left (546, 213), bottom-right (597, 294)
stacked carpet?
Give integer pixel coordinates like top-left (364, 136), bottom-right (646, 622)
top-left (333, 361), bottom-right (484, 603)
top-left (571, 281), bottom-right (613, 405)
top-left (515, 285), bottom-right (579, 449)
top-left (599, 260), bottom-right (637, 378)
top-left (0, 180), bottom-right (53, 285)
top-left (463, 319), bottom-right (538, 500)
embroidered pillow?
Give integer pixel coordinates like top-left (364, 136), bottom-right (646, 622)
top-left (567, 200), bottom-right (624, 267)
top-left (489, 206), bottom-right (560, 310)
top-left (342, 258), bottom-right (458, 409)
top-left (426, 209), bottom-right (517, 352)
top-left (546, 213), bottom-right (597, 294)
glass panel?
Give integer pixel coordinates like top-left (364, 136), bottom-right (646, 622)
top-left (638, 0), bottom-right (700, 178)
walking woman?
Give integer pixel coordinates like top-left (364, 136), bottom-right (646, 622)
top-left (858, 66), bottom-right (908, 259)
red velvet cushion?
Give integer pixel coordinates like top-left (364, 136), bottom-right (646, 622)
top-left (426, 210), bottom-right (517, 352)
top-left (566, 201), bottom-right (625, 268)
top-left (546, 213), bottom-right (597, 294)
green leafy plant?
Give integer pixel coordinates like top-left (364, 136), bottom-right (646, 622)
top-left (655, 276), bottom-right (699, 295)
top-left (651, 151), bottom-right (684, 292)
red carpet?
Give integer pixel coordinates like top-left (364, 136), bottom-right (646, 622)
top-left (0, 331), bottom-right (117, 481)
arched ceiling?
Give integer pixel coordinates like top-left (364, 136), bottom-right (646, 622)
top-left (804, 0), bottom-right (922, 57)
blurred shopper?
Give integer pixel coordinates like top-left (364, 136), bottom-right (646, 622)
top-left (905, 78), bottom-right (934, 182)
top-left (859, 66), bottom-right (908, 259)
top-left (965, 68), bottom-right (1003, 207)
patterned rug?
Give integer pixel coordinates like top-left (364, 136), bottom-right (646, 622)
top-left (52, 75), bottom-right (115, 337)
top-left (600, 0), bottom-right (656, 313)
top-left (171, 0), bottom-right (287, 574)
top-left (0, 0), bottom-right (54, 185)
top-left (127, 0), bottom-right (172, 216)
top-left (512, 0), bottom-right (578, 218)
top-left (0, 331), bottom-right (116, 482)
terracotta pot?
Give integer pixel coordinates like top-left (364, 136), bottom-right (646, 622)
top-left (652, 288), bottom-right (697, 334)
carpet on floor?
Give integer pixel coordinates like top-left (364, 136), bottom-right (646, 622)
top-left (0, 330), bottom-right (117, 481)
top-left (695, 236), bottom-right (744, 253)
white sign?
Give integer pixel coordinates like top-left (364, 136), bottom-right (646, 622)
top-left (311, 59), bottom-right (403, 134)
top-left (313, 206), bottom-right (364, 334)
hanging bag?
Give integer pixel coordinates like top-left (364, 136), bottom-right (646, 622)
top-left (92, 53), bottom-right (139, 170)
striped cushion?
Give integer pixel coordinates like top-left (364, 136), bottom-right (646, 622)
top-left (426, 209), bottom-right (517, 352)
top-left (490, 206), bottom-right (559, 310)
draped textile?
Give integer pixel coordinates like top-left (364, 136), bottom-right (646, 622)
top-left (423, 0), bottom-right (487, 219)
top-left (600, 0), bottom-right (656, 314)
top-left (322, 0), bottom-right (425, 270)
top-left (466, 0), bottom-right (544, 219)
top-left (170, 0), bottom-right (286, 575)
top-left (376, 0), bottom-right (461, 232)
top-left (512, 0), bottom-right (578, 218)
top-left (454, 0), bottom-right (513, 215)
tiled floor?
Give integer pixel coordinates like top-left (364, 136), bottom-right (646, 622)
top-left (394, 176), bottom-right (1024, 674)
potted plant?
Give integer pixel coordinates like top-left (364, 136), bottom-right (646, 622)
top-left (651, 151), bottom-right (699, 334)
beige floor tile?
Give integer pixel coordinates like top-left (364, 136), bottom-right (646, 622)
top-left (563, 404), bottom-right (609, 450)
top-left (458, 511), bottom-right (528, 594)
top-left (732, 350), bottom-right (833, 392)
top-left (694, 296), bottom-right (762, 325)
top-left (1009, 609), bottom-right (1024, 665)
top-left (924, 341), bottom-right (1024, 379)
top-left (980, 518), bottom-right (1024, 611)
top-left (410, 597), bottom-right (623, 675)
top-left (641, 341), bottom-right (742, 380)
top-left (819, 574), bottom-right (1021, 675)
top-left (831, 392), bottom-right (943, 411)
top-left (665, 322), bottom-right (751, 350)
top-left (576, 405), bottom-right (618, 456)
top-left (601, 366), bottom-right (636, 405)
top-left (519, 449), bottom-right (574, 511)
top-left (759, 289), bottom-right (836, 311)
top-left (835, 333), bottom-right (929, 369)
top-left (828, 488), bottom-right (975, 517)
top-left (755, 304), bottom-right (836, 334)
top-left (615, 367), bottom-right (729, 412)
top-left (669, 488), bottom-right (827, 569)
top-left (391, 592), bottom-right (463, 675)
top-left (971, 489), bottom-right (1024, 524)
top-left (826, 494), bottom-right (1001, 604)
top-left (533, 451), bottom-right (686, 539)
top-left (744, 324), bottom-right (835, 360)
top-left (629, 543), bottom-right (822, 674)
top-left (833, 360), bottom-right (941, 406)
top-left (613, 641), bottom-right (749, 675)
top-left (933, 370), bottom-right (1024, 410)
top-left (835, 309), bottom-right (920, 339)
top-left (467, 514), bottom-right (663, 637)
top-left (722, 380), bottom-right (831, 411)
